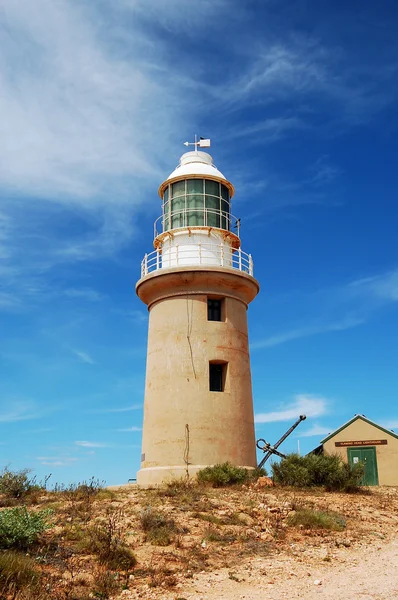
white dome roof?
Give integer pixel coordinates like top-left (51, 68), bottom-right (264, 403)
top-left (167, 151), bottom-right (227, 181)
top-left (158, 151), bottom-right (234, 197)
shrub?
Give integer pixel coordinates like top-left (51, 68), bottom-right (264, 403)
top-left (0, 506), bottom-right (52, 549)
top-left (79, 510), bottom-right (136, 571)
top-left (54, 477), bottom-right (105, 502)
top-left (287, 508), bottom-right (346, 531)
top-left (196, 462), bottom-right (249, 487)
top-left (91, 568), bottom-right (120, 598)
top-left (140, 507), bottom-right (177, 546)
top-left (0, 551), bottom-right (40, 596)
top-left (0, 467), bottom-right (43, 502)
top-left (90, 523), bottom-right (136, 570)
top-left (271, 453), bottom-right (365, 491)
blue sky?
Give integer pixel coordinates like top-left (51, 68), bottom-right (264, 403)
top-left (1, 0), bottom-right (397, 486)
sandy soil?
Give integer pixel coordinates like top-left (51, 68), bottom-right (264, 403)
top-left (172, 537), bottom-right (398, 600)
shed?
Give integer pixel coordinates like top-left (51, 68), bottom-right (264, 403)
top-left (320, 415), bottom-right (398, 486)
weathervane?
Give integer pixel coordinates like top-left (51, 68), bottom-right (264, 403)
top-left (184, 135), bottom-right (211, 151)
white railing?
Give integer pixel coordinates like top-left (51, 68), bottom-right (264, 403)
top-left (153, 209), bottom-right (241, 238)
top-left (140, 244), bottom-right (254, 278)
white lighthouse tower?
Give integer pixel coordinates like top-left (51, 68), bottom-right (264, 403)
top-left (136, 140), bottom-right (259, 485)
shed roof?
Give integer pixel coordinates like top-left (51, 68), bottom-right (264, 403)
top-left (320, 414), bottom-right (398, 444)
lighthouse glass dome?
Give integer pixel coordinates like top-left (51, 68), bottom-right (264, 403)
top-left (140, 149), bottom-right (254, 277)
top-left (162, 179), bottom-right (230, 231)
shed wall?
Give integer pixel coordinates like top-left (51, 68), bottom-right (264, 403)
top-left (323, 419), bottom-right (398, 486)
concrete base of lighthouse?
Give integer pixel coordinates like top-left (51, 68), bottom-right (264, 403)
top-left (137, 465), bottom-right (256, 487)
top-left (136, 266), bottom-right (260, 486)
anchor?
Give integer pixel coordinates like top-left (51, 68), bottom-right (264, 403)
top-left (256, 414), bottom-right (307, 469)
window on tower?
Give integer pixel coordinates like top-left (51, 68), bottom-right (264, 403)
top-left (207, 298), bottom-right (224, 322)
top-left (209, 361), bottom-right (227, 392)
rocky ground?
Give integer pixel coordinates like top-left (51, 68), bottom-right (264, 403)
top-left (2, 481), bottom-right (398, 599)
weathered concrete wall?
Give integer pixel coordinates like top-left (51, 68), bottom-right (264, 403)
top-left (136, 267), bottom-right (259, 485)
top-left (323, 419), bottom-right (398, 486)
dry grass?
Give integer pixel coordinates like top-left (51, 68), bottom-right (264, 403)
top-left (0, 473), bottom-right (397, 598)
top-left (288, 508), bottom-right (346, 531)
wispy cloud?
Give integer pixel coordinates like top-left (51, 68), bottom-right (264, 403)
top-left (117, 426), bottom-right (142, 432)
top-left (255, 394), bottom-right (329, 423)
top-left (252, 268), bottom-right (398, 349)
top-left (36, 456), bottom-right (78, 467)
top-left (225, 35), bottom-right (396, 124)
top-left (71, 349), bottom-right (95, 365)
top-left (63, 288), bottom-right (105, 302)
top-left (75, 441), bottom-right (108, 448)
top-left (251, 316), bottom-right (364, 349)
top-left (348, 271), bottom-right (398, 303)
top-left (87, 405), bottom-right (142, 414)
top-left (300, 424), bottom-right (333, 438)
top-left (0, 399), bottom-right (43, 423)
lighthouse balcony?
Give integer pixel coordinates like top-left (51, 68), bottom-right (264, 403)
top-left (140, 243), bottom-right (254, 278)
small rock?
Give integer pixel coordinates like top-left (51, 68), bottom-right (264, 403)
top-left (237, 512), bottom-right (255, 526)
top-left (314, 580), bottom-right (322, 586)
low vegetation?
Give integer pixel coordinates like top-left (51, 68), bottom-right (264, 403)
top-left (272, 453), bottom-right (365, 491)
top-left (139, 506), bottom-right (179, 546)
top-left (197, 462), bottom-right (266, 487)
top-left (287, 508), bottom-right (346, 531)
top-left (0, 467), bottom-right (46, 506)
top-left (0, 551), bottom-right (40, 598)
top-left (0, 506), bottom-right (52, 550)
top-left (0, 466), bottom-right (395, 599)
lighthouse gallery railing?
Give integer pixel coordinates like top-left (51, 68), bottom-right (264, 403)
top-left (141, 244), bottom-right (254, 278)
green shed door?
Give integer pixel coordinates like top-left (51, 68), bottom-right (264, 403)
top-left (347, 447), bottom-right (379, 486)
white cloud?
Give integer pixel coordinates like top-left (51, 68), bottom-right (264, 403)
top-left (117, 426), bottom-right (142, 432)
top-left (0, 0), bottom-right (170, 200)
top-left (348, 270), bottom-right (398, 303)
top-left (36, 456), bottom-right (78, 467)
top-left (255, 394), bottom-right (329, 423)
top-left (0, 399), bottom-right (43, 423)
top-left (252, 268), bottom-right (398, 350)
top-left (0, 0), bottom-right (197, 275)
top-left (63, 288), bottom-right (105, 302)
top-left (75, 441), bottom-right (108, 448)
top-left (71, 349), bottom-right (95, 365)
top-left (87, 405), bottom-right (142, 414)
top-left (300, 424), bottom-right (333, 438)
top-left (251, 317), bottom-right (364, 349)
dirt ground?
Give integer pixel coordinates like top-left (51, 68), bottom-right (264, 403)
top-left (4, 481), bottom-right (397, 599)
top-left (170, 537), bottom-right (398, 599)
top-left (111, 484), bottom-right (398, 600)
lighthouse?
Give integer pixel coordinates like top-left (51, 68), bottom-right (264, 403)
top-left (136, 139), bottom-right (260, 485)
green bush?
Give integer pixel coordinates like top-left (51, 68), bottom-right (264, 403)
top-left (272, 453), bottom-right (365, 491)
top-left (0, 506), bottom-right (52, 549)
top-left (0, 467), bottom-right (42, 501)
top-left (0, 550), bottom-right (40, 596)
top-left (196, 462), bottom-right (250, 487)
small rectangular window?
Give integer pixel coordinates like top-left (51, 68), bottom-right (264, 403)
top-left (209, 362), bottom-right (227, 392)
top-left (208, 298), bottom-right (223, 321)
